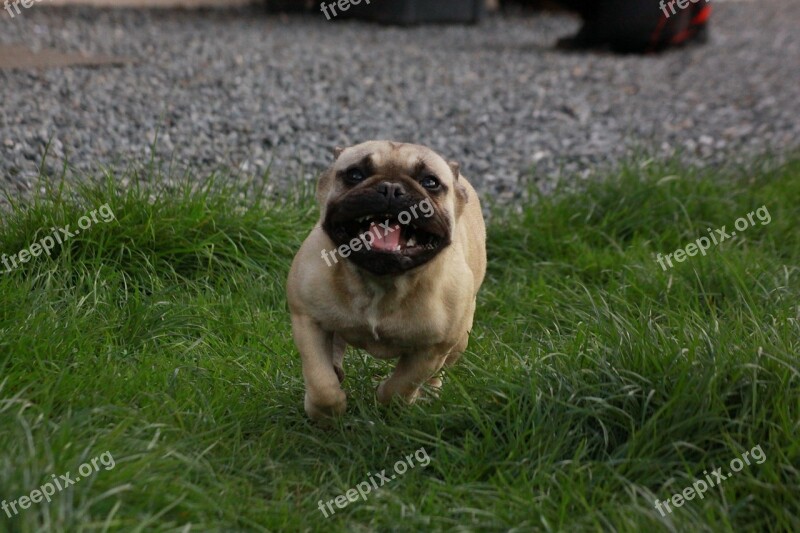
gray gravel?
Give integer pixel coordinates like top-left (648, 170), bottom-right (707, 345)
top-left (1, 1), bottom-right (798, 202)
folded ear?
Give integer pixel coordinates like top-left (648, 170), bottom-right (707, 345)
top-left (448, 160), bottom-right (461, 180)
top-left (449, 160), bottom-right (469, 206)
top-left (332, 146), bottom-right (345, 160)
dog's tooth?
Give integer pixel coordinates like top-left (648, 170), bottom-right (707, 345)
top-left (407, 237), bottom-right (416, 247)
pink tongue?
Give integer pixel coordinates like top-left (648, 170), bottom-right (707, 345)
top-left (368, 221), bottom-right (402, 251)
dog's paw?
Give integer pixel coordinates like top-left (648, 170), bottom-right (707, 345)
top-left (427, 376), bottom-right (443, 390)
top-left (416, 377), bottom-right (442, 402)
top-left (376, 381), bottom-right (421, 406)
top-left (305, 389), bottom-right (347, 421)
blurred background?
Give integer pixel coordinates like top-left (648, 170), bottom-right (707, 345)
top-left (1, 0), bottom-right (798, 202)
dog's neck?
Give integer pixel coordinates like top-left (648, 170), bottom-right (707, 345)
top-left (339, 254), bottom-right (446, 303)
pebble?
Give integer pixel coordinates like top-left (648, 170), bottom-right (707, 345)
top-left (0, 2), bottom-right (798, 204)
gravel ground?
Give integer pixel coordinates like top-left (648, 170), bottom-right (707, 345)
top-left (1, 1), bottom-right (798, 202)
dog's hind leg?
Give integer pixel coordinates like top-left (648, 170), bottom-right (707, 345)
top-left (428, 334), bottom-right (470, 390)
top-left (332, 333), bottom-right (347, 383)
top-left (444, 334), bottom-right (469, 367)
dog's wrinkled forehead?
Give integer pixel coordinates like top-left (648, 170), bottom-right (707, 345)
top-left (336, 141), bottom-right (454, 182)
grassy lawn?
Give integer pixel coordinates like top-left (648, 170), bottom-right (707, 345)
top-left (1, 157), bottom-right (798, 532)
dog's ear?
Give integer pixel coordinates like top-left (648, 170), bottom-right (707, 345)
top-left (319, 147), bottom-right (346, 206)
top-left (448, 160), bottom-right (469, 206)
top-left (448, 160), bottom-right (460, 180)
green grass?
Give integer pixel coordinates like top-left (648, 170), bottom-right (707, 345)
top-left (0, 157), bottom-right (798, 532)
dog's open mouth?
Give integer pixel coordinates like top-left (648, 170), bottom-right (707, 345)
top-left (323, 198), bottom-right (451, 275)
top-left (344, 214), bottom-right (442, 255)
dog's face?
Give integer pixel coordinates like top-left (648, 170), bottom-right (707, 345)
top-left (318, 141), bottom-right (469, 276)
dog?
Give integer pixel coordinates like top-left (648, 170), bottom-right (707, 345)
top-left (287, 141), bottom-right (487, 420)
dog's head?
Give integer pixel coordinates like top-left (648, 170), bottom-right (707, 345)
top-left (318, 141), bottom-right (469, 276)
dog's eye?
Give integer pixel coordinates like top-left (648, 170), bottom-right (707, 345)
top-left (420, 175), bottom-right (440, 190)
top-left (345, 169), bottom-right (366, 184)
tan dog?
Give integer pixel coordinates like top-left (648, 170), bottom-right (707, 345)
top-left (287, 141), bottom-right (486, 420)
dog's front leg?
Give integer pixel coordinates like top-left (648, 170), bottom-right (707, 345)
top-left (377, 350), bottom-right (448, 405)
top-left (291, 313), bottom-right (347, 420)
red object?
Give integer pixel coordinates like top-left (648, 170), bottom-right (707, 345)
top-left (649, 3), bottom-right (712, 52)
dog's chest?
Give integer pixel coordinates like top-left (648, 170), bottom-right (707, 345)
top-left (332, 278), bottom-right (441, 356)
top-left (351, 278), bottom-right (409, 340)
top-left (359, 286), bottom-right (386, 341)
